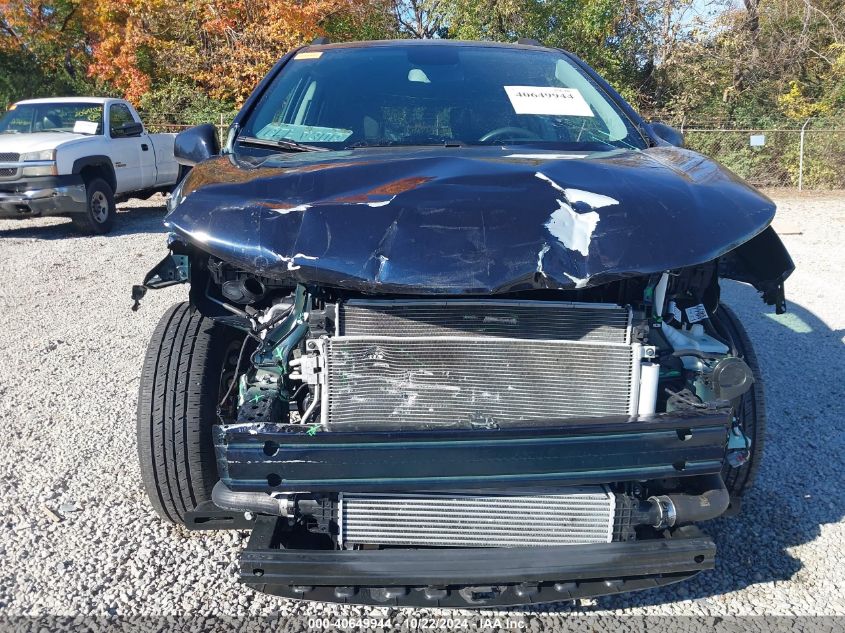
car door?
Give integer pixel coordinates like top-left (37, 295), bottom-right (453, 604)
top-left (138, 133), bottom-right (159, 189)
top-left (107, 103), bottom-right (143, 193)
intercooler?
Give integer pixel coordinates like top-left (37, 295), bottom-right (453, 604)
top-left (338, 487), bottom-right (616, 548)
top-left (317, 299), bottom-right (642, 428)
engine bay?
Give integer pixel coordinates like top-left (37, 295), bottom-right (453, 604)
top-left (192, 256), bottom-right (753, 435)
top-left (147, 254), bottom-right (756, 555)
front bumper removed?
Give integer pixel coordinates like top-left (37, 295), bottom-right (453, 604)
top-left (242, 517), bottom-right (715, 607)
top-left (209, 411), bottom-right (730, 606)
top-left (214, 411), bottom-right (732, 493)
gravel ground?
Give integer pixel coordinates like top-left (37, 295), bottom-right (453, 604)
top-left (0, 191), bottom-right (843, 625)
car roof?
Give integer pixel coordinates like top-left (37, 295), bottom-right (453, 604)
top-left (14, 97), bottom-right (115, 106)
top-left (301, 39), bottom-right (561, 54)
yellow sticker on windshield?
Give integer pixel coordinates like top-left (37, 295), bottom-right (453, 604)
top-left (295, 52), bottom-right (323, 60)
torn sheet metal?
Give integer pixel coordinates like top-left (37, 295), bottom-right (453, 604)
top-left (166, 145), bottom-right (788, 295)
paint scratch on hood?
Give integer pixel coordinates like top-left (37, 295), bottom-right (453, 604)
top-left (535, 171), bottom-right (567, 194)
top-left (274, 197), bottom-right (396, 213)
top-left (536, 243), bottom-right (551, 276)
top-left (536, 172), bottom-right (604, 256)
top-left (273, 203), bottom-right (312, 214)
top-left (545, 200), bottom-right (600, 257)
top-left (376, 254), bottom-right (390, 280)
top-left (366, 196), bottom-right (396, 207)
top-left (564, 272), bottom-right (590, 288)
top-left (564, 188), bottom-right (619, 209)
top-left (281, 253), bottom-right (318, 271)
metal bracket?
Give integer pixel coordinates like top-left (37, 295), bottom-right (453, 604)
top-left (289, 339), bottom-right (326, 386)
top-left (184, 500), bottom-right (257, 531)
top-left (641, 345), bottom-right (658, 360)
top-left (131, 253), bottom-right (189, 310)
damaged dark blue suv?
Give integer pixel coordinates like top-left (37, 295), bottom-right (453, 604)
top-left (134, 39), bottom-right (794, 607)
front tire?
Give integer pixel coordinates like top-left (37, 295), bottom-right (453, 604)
top-left (714, 303), bottom-right (766, 498)
top-left (137, 303), bottom-right (244, 525)
top-left (72, 177), bottom-right (115, 234)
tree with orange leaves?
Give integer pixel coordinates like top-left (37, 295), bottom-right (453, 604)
top-left (0, 0), bottom-right (92, 104)
top-left (84, 0), bottom-right (392, 105)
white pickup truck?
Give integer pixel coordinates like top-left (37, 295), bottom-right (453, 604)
top-left (0, 97), bottom-right (180, 233)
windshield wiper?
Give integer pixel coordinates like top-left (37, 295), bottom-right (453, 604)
top-left (345, 140), bottom-right (466, 149)
top-left (238, 135), bottom-right (328, 153)
top-left (345, 140), bottom-right (398, 149)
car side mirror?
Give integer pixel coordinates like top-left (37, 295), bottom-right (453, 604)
top-left (174, 124), bottom-right (220, 166)
top-left (114, 121), bottom-right (144, 138)
top-left (649, 121), bottom-right (684, 148)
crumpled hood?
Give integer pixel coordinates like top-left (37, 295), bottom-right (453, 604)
top-left (0, 132), bottom-right (87, 154)
top-left (166, 145), bottom-right (777, 294)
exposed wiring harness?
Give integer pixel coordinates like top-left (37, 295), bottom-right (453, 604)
top-left (217, 302), bottom-right (295, 412)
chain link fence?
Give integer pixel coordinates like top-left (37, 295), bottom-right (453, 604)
top-left (656, 117), bottom-right (845, 190)
top-left (140, 112), bottom-right (233, 142)
top-left (142, 112), bottom-right (845, 190)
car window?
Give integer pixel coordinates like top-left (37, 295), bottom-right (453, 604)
top-left (0, 103), bottom-right (103, 134)
top-left (109, 104), bottom-right (136, 136)
top-left (0, 108), bottom-right (32, 134)
top-left (239, 45), bottom-right (647, 151)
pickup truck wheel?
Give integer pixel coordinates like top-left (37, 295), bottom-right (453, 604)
top-left (72, 178), bottom-right (115, 234)
top-left (137, 302), bottom-right (245, 525)
top-left (714, 303), bottom-right (766, 499)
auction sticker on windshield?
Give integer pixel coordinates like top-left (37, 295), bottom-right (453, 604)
top-left (504, 86), bottom-right (593, 117)
top-left (73, 121), bottom-right (98, 135)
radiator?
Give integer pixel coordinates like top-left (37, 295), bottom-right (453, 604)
top-left (322, 337), bottom-right (638, 427)
top-left (338, 488), bottom-right (616, 548)
top-left (319, 300), bottom-right (640, 428)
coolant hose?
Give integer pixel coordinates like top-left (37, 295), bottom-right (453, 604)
top-left (211, 480), bottom-right (290, 516)
top-left (649, 473), bottom-right (730, 527)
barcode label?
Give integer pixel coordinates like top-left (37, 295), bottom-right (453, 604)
top-left (685, 304), bottom-right (708, 323)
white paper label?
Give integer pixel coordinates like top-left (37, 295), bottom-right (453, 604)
top-left (685, 304), bottom-right (709, 323)
top-left (668, 300), bottom-right (682, 323)
top-left (504, 86), bottom-right (593, 117)
top-left (73, 120), bottom-right (99, 135)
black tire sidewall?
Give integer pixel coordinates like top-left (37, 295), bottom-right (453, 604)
top-left (137, 302), bottom-right (244, 524)
top-left (76, 178), bottom-right (115, 234)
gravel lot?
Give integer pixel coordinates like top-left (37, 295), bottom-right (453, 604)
top-left (0, 191), bottom-right (843, 623)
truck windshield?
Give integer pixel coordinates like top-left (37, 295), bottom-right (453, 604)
top-left (239, 44), bottom-right (647, 151)
top-left (0, 103), bottom-right (104, 135)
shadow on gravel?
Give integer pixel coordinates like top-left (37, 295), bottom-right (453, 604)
top-left (0, 198), bottom-right (168, 240)
top-left (530, 284), bottom-right (845, 612)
